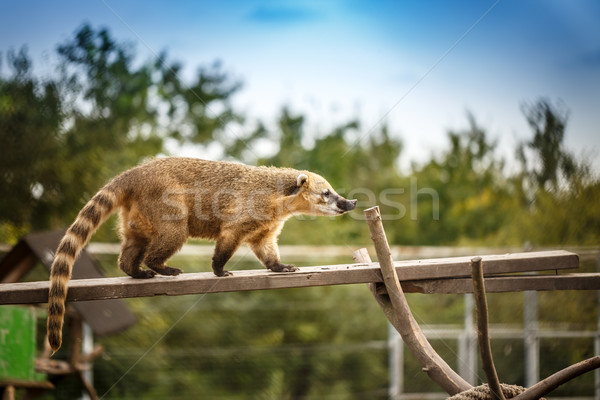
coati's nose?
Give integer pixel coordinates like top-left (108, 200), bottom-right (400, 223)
top-left (338, 198), bottom-right (357, 212)
top-left (348, 199), bottom-right (357, 211)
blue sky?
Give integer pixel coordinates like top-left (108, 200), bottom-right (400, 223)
top-left (1, 0), bottom-right (599, 171)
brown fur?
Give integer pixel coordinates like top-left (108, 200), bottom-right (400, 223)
top-left (47, 157), bottom-right (356, 353)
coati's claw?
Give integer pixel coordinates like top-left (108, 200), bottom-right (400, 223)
top-left (216, 270), bottom-right (233, 277)
top-left (133, 269), bottom-right (156, 279)
top-left (270, 263), bottom-right (299, 273)
top-left (161, 266), bottom-right (183, 276)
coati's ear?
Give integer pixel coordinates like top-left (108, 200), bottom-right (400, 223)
top-left (284, 174), bottom-right (308, 196)
top-left (296, 174), bottom-right (308, 188)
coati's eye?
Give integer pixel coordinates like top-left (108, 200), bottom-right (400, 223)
top-left (322, 189), bottom-right (330, 198)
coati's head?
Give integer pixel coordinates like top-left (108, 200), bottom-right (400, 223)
top-left (291, 172), bottom-right (357, 216)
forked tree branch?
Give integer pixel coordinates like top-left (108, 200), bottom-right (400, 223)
top-left (356, 207), bottom-right (600, 399)
top-left (359, 206), bottom-right (472, 395)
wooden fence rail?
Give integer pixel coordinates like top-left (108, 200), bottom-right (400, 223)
top-left (0, 250), bottom-right (588, 305)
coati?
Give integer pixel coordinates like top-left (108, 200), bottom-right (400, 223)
top-left (47, 157), bottom-right (357, 353)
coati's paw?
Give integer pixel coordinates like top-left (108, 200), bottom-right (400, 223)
top-left (132, 269), bottom-right (156, 279)
top-left (159, 266), bottom-right (183, 276)
top-left (283, 265), bottom-right (299, 272)
top-left (215, 270), bottom-right (233, 277)
top-left (270, 263), bottom-right (299, 273)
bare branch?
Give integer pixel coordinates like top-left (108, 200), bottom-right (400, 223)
top-left (513, 356), bottom-right (600, 400)
top-left (361, 206), bottom-right (472, 395)
top-left (471, 257), bottom-right (505, 400)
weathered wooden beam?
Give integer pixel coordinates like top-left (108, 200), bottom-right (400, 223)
top-left (403, 273), bottom-right (600, 294)
top-left (391, 250), bottom-right (578, 279)
top-left (0, 250), bottom-right (579, 305)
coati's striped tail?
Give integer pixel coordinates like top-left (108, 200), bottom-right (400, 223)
top-left (47, 186), bottom-right (120, 354)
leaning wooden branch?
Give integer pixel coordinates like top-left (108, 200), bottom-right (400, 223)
top-left (513, 356), bottom-right (600, 400)
top-left (361, 206), bottom-right (472, 395)
top-left (471, 257), bottom-right (505, 400)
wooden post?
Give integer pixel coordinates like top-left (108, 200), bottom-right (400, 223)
top-left (362, 206), bottom-right (472, 395)
top-left (2, 386), bottom-right (15, 400)
top-left (68, 315), bottom-right (99, 400)
top-left (471, 257), bottom-right (505, 400)
top-left (68, 315), bottom-right (83, 369)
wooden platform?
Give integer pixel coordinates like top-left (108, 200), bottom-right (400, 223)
top-left (0, 250), bottom-right (589, 305)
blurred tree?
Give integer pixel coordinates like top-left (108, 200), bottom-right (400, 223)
top-left (0, 47), bottom-right (62, 234)
top-left (262, 107), bottom-right (307, 168)
top-left (410, 114), bottom-right (512, 245)
top-left (153, 54), bottom-right (250, 154)
top-left (510, 98), bottom-right (600, 245)
top-left (0, 24), bottom-right (249, 241)
top-left (51, 25), bottom-right (163, 232)
top-left (519, 98), bottom-right (577, 191)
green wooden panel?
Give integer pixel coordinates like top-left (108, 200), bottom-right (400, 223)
top-left (0, 305), bottom-right (45, 381)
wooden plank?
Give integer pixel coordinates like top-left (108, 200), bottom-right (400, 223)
top-left (0, 251), bottom-right (579, 304)
top-left (392, 250), bottom-right (578, 280)
top-left (402, 273), bottom-right (600, 294)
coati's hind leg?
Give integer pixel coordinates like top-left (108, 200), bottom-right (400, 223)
top-left (146, 260), bottom-right (183, 276)
top-left (249, 237), bottom-right (298, 273)
top-left (119, 207), bottom-right (159, 279)
top-left (119, 236), bottom-right (156, 279)
top-left (144, 234), bottom-right (185, 276)
top-left (212, 234), bottom-right (242, 277)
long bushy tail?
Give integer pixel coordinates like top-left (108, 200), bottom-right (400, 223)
top-left (47, 185), bottom-right (120, 354)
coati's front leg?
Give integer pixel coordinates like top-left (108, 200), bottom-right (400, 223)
top-left (249, 237), bottom-right (299, 273)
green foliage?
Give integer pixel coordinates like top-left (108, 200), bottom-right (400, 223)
top-left (408, 115), bottom-right (512, 244)
top-left (0, 24), bottom-right (249, 242)
top-left (0, 47), bottom-right (62, 233)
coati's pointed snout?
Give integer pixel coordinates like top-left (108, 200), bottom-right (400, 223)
top-left (337, 198), bottom-right (358, 213)
top-left (348, 199), bottom-right (358, 210)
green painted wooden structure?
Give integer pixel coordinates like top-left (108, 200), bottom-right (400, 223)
top-left (0, 305), bottom-right (47, 385)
